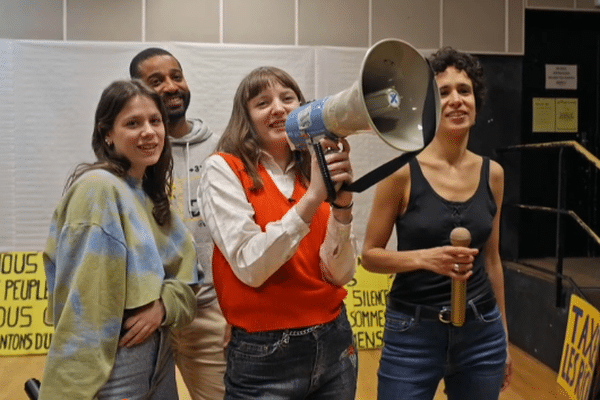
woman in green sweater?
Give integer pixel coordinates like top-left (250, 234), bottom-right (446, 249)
top-left (39, 79), bottom-right (198, 400)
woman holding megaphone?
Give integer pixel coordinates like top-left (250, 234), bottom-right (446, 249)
top-left (198, 66), bottom-right (358, 399)
top-left (362, 47), bottom-right (512, 400)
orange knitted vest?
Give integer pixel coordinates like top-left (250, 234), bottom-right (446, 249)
top-left (212, 154), bottom-right (347, 332)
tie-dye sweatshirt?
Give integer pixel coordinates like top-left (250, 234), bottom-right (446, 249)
top-left (39, 169), bottom-right (198, 400)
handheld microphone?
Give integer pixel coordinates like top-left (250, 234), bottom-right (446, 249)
top-left (450, 227), bottom-right (471, 327)
top-left (24, 378), bottom-right (40, 400)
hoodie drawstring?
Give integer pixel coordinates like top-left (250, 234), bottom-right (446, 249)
top-left (185, 141), bottom-right (194, 217)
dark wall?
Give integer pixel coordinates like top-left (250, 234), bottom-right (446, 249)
top-left (519, 10), bottom-right (600, 258)
top-left (505, 265), bottom-right (570, 371)
top-left (469, 55), bottom-right (523, 261)
top-left (428, 9), bottom-right (600, 261)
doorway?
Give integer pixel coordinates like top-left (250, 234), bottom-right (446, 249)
top-left (519, 9), bottom-right (600, 258)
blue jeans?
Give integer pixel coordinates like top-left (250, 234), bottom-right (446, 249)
top-left (225, 308), bottom-right (358, 399)
top-left (378, 302), bottom-right (507, 400)
top-left (96, 328), bottom-right (178, 400)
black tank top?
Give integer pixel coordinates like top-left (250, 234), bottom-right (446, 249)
top-left (389, 157), bottom-right (497, 307)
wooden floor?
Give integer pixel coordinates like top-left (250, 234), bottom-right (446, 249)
top-left (1, 343), bottom-right (569, 400)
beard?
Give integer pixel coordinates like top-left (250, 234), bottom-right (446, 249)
top-left (163, 90), bottom-right (191, 123)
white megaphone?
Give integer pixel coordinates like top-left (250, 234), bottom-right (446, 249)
top-left (285, 38), bottom-right (441, 200)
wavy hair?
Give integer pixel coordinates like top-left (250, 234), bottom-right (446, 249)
top-left (428, 47), bottom-right (486, 113)
top-left (65, 79), bottom-right (173, 226)
top-left (216, 66), bottom-right (310, 190)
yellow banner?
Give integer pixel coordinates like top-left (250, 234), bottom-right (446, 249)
top-left (557, 294), bottom-right (600, 400)
top-left (0, 252), bottom-right (53, 356)
top-left (344, 257), bottom-right (394, 350)
top-left (2, 252), bottom-right (395, 354)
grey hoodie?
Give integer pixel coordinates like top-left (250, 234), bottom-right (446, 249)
top-left (170, 118), bottom-right (220, 307)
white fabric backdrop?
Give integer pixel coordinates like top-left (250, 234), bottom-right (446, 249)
top-left (0, 39), bottom-right (420, 252)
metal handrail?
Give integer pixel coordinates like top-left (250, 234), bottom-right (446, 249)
top-left (508, 259), bottom-right (587, 301)
top-left (499, 140), bottom-right (600, 170)
top-left (513, 204), bottom-right (600, 247)
top-left (497, 140), bottom-right (600, 307)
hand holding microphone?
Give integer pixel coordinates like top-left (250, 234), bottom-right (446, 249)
top-left (24, 378), bottom-right (40, 400)
top-left (450, 227), bottom-right (471, 327)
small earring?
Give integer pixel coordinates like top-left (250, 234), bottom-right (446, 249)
top-left (105, 139), bottom-right (112, 146)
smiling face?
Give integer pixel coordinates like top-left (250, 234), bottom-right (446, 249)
top-left (247, 81), bottom-right (300, 156)
top-left (435, 66), bottom-right (477, 133)
top-left (106, 95), bottom-right (165, 179)
top-left (136, 54), bottom-right (191, 124)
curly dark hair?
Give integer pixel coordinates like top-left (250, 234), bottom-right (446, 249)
top-left (65, 79), bottom-right (173, 226)
top-left (428, 47), bottom-right (486, 113)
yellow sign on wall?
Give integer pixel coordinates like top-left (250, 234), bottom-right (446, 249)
top-left (0, 252), bottom-right (53, 356)
top-left (532, 97), bottom-right (556, 132)
top-left (1, 252), bottom-right (396, 355)
top-left (557, 294), bottom-right (600, 400)
top-left (555, 98), bottom-right (578, 133)
top-left (344, 257), bottom-right (394, 350)
top-left (532, 97), bottom-right (578, 133)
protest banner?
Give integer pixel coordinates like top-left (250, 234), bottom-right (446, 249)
top-left (557, 293), bottom-right (600, 400)
top-left (344, 256), bottom-right (394, 350)
top-left (0, 251), bottom-right (53, 356)
top-left (2, 252), bottom-right (398, 354)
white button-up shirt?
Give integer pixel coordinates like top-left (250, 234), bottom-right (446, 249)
top-left (198, 152), bottom-right (357, 288)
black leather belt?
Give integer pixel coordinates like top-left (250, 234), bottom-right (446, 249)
top-left (387, 296), bottom-right (497, 324)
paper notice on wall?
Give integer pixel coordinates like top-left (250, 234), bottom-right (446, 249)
top-left (555, 98), bottom-right (578, 133)
top-left (533, 97), bottom-right (578, 133)
top-left (533, 98), bottom-right (556, 133)
top-left (546, 64), bottom-right (577, 90)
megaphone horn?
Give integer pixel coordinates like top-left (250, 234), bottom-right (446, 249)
top-left (285, 38), bottom-right (441, 201)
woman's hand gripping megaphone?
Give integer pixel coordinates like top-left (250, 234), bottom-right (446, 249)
top-left (308, 137), bottom-right (353, 205)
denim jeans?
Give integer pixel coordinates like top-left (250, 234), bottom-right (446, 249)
top-left (96, 327), bottom-right (178, 400)
top-left (378, 301), bottom-right (507, 400)
top-left (225, 308), bottom-right (358, 399)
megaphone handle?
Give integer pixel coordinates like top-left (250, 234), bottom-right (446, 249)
top-left (312, 143), bottom-right (338, 203)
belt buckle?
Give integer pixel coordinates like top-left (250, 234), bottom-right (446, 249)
top-left (438, 307), bottom-right (451, 324)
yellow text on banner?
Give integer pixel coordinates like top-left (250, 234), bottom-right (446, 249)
top-left (0, 251), bottom-right (53, 356)
top-left (557, 294), bottom-right (600, 400)
top-left (344, 256), bottom-right (394, 350)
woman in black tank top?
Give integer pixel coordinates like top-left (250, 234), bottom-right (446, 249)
top-left (362, 47), bottom-right (512, 400)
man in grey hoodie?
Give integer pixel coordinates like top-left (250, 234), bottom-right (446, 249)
top-left (130, 48), bottom-right (226, 400)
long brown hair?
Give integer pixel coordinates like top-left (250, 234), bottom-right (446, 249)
top-left (65, 79), bottom-right (174, 225)
top-left (216, 66), bottom-right (310, 190)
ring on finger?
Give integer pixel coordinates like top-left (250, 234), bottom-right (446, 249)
top-left (453, 263), bottom-right (460, 272)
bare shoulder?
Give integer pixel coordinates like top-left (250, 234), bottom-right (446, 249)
top-left (380, 162), bottom-right (410, 191)
top-left (371, 162), bottom-right (411, 216)
top-left (489, 158), bottom-right (504, 184)
top-left (487, 159), bottom-right (504, 204)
